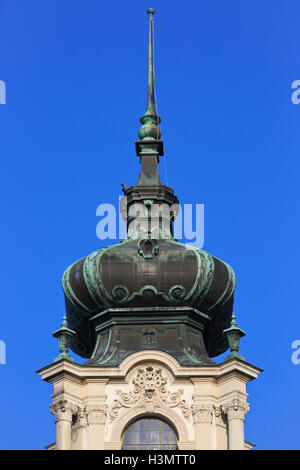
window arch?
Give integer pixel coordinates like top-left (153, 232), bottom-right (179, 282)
top-left (122, 417), bottom-right (178, 450)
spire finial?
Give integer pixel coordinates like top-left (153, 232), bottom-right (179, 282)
top-left (138, 8), bottom-right (161, 141)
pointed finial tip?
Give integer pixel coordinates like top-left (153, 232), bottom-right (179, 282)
top-left (147, 8), bottom-right (155, 15)
top-left (231, 312), bottom-right (237, 326)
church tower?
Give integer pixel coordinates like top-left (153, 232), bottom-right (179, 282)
top-left (37, 9), bottom-right (262, 451)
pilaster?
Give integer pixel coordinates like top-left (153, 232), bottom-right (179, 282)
top-left (86, 405), bottom-right (107, 450)
top-left (192, 404), bottom-right (213, 450)
top-left (71, 407), bottom-right (87, 450)
top-left (214, 406), bottom-right (227, 450)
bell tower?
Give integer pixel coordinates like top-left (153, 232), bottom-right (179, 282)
top-left (37, 9), bottom-right (262, 451)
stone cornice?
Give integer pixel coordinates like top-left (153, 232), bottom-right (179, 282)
top-left (37, 353), bottom-right (262, 385)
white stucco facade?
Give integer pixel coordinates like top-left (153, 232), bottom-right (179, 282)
top-left (37, 351), bottom-right (262, 450)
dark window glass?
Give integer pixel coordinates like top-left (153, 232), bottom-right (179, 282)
top-left (122, 418), bottom-right (177, 450)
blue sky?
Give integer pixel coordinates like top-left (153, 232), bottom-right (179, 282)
top-left (0, 0), bottom-right (299, 450)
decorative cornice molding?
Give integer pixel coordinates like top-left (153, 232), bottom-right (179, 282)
top-left (37, 354), bottom-right (262, 384)
top-left (109, 365), bottom-right (192, 421)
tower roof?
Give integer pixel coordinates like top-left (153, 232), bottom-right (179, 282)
top-left (61, 10), bottom-right (236, 366)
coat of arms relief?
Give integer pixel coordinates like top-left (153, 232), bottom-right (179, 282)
top-left (109, 365), bottom-right (192, 421)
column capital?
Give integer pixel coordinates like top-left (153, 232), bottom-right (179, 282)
top-left (73, 407), bottom-right (87, 428)
top-left (221, 398), bottom-right (249, 421)
top-left (50, 399), bottom-right (78, 423)
top-left (86, 405), bottom-right (107, 425)
top-left (192, 404), bottom-right (214, 424)
top-left (214, 406), bottom-right (226, 426)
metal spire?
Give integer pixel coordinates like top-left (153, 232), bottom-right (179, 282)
top-left (138, 9), bottom-right (162, 141)
top-left (146, 8), bottom-right (156, 116)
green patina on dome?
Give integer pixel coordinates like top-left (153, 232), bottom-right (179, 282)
top-left (60, 10), bottom-right (237, 367)
top-left (62, 238), bottom-right (236, 364)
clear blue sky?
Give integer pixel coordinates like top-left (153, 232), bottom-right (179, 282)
top-left (0, 0), bottom-right (299, 450)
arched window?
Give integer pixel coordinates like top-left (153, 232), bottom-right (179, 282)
top-left (122, 417), bottom-right (177, 450)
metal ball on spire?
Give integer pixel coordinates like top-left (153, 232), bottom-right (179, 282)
top-left (147, 8), bottom-right (155, 15)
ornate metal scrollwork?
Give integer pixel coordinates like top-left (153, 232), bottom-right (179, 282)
top-left (111, 285), bottom-right (130, 302)
top-left (138, 237), bottom-right (159, 259)
top-left (168, 285), bottom-right (186, 302)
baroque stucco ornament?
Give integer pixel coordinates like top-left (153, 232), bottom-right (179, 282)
top-left (50, 399), bottom-right (78, 422)
top-left (192, 404), bottom-right (214, 424)
top-left (192, 404), bottom-right (227, 425)
top-left (109, 366), bottom-right (192, 421)
top-left (221, 398), bottom-right (250, 420)
top-left (86, 405), bottom-right (107, 425)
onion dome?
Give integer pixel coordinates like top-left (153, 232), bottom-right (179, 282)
top-left (63, 240), bottom-right (235, 362)
top-left (62, 9), bottom-right (236, 366)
